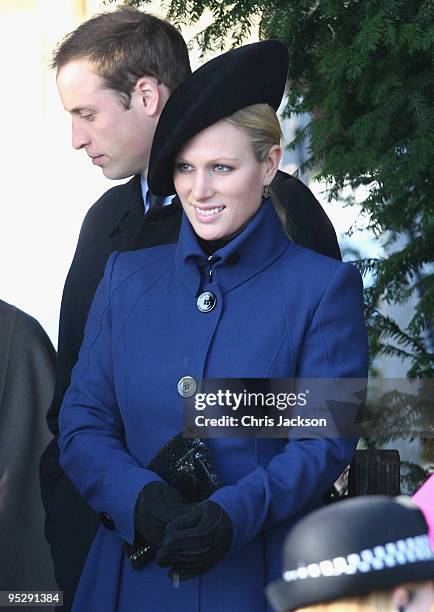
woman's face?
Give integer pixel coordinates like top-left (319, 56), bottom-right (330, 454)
top-left (173, 119), bottom-right (280, 241)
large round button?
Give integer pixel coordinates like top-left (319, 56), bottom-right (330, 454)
top-left (177, 376), bottom-right (197, 398)
top-left (99, 511), bottom-right (115, 531)
top-left (197, 291), bottom-right (217, 313)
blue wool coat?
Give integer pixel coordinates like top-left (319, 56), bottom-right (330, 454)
top-left (59, 198), bottom-right (368, 612)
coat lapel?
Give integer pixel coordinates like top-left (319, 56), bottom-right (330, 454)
top-left (110, 175), bottom-right (145, 241)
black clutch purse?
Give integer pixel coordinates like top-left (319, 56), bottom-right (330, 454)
top-left (126, 433), bottom-right (221, 569)
top-left (147, 432), bottom-right (221, 502)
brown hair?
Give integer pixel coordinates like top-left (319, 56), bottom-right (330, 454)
top-left (52, 6), bottom-right (191, 108)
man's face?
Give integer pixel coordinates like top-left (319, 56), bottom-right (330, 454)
top-left (56, 59), bottom-right (157, 179)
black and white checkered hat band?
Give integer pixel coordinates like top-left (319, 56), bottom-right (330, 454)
top-left (283, 535), bottom-right (434, 583)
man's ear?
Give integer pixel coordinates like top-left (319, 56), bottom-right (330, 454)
top-left (134, 76), bottom-right (163, 116)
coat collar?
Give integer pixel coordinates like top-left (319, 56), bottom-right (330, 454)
top-left (110, 174), bottom-right (181, 241)
top-left (174, 198), bottom-right (291, 296)
top-left (110, 175), bottom-right (144, 239)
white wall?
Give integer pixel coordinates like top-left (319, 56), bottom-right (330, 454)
top-left (0, 1), bottom-right (122, 345)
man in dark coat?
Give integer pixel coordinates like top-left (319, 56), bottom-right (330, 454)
top-left (41, 6), bottom-right (342, 609)
top-left (0, 300), bottom-right (57, 599)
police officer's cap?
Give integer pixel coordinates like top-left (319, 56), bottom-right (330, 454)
top-left (266, 496), bottom-right (434, 612)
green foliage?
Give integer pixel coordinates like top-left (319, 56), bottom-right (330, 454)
top-left (401, 461), bottom-right (431, 495)
top-left (115, 0), bottom-right (434, 378)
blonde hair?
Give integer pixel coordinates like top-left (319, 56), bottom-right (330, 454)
top-left (224, 103), bottom-right (282, 162)
top-left (295, 590), bottom-right (394, 612)
top-left (295, 581), bottom-right (433, 612)
top-left (225, 104), bottom-right (293, 240)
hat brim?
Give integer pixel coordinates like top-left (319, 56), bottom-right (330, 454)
top-left (148, 40), bottom-right (288, 196)
top-left (266, 559), bottom-right (434, 612)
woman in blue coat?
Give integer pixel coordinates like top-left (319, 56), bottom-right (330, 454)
top-left (59, 41), bottom-right (368, 611)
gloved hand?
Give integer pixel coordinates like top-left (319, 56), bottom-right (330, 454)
top-left (128, 481), bottom-right (188, 568)
top-left (156, 500), bottom-right (233, 580)
top-left (135, 481), bottom-right (189, 549)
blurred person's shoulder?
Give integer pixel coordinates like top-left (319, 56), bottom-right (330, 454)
top-left (0, 299), bottom-right (48, 338)
top-left (0, 299), bottom-right (55, 364)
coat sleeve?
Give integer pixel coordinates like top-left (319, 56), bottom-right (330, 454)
top-left (209, 262), bottom-right (369, 553)
top-left (58, 253), bottom-right (163, 545)
top-left (47, 189), bottom-right (122, 437)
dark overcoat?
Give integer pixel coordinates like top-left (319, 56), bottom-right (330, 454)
top-left (40, 171), bottom-right (342, 608)
top-left (0, 300), bottom-right (57, 596)
top-left (59, 199), bottom-right (368, 612)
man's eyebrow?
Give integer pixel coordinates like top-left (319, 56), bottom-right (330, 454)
top-left (69, 106), bottom-right (95, 115)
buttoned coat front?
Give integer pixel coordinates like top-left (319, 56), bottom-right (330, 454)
top-left (59, 199), bottom-right (368, 612)
top-left (42, 171), bottom-right (342, 607)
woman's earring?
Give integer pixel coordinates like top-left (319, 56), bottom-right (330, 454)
top-left (262, 185), bottom-right (271, 199)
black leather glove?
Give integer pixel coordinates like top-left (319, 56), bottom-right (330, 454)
top-left (135, 481), bottom-right (189, 548)
top-left (157, 500), bottom-right (233, 580)
top-left (128, 482), bottom-right (188, 569)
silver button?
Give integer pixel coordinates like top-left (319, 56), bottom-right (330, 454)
top-left (177, 376), bottom-right (197, 398)
top-left (197, 291), bottom-right (217, 313)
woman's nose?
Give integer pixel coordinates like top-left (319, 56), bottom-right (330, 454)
top-left (191, 171), bottom-right (215, 201)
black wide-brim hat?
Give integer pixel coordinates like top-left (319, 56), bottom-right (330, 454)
top-left (266, 496), bottom-right (434, 612)
top-left (148, 40), bottom-right (289, 196)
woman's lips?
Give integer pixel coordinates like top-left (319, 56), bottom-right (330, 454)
top-left (192, 205), bottom-right (226, 222)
